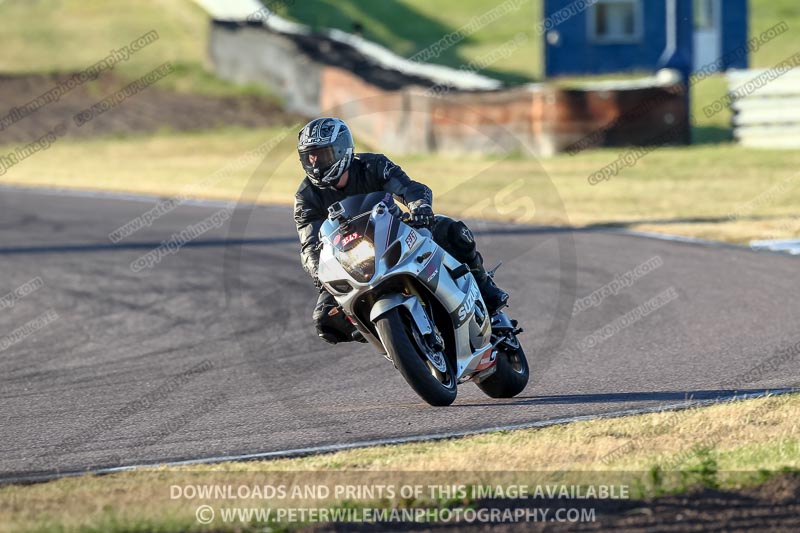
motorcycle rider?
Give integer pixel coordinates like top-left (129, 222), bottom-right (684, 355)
top-left (294, 117), bottom-right (509, 344)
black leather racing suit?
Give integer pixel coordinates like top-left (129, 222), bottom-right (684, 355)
top-left (294, 153), bottom-right (483, 343)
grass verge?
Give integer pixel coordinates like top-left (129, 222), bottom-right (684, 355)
top-left (0, 0), bottom-right (276, 99)
top-left (1, 392), bottom-right (798, 532)
top-left (2, 0), bottom-right (797, 85)
top-left (275, 0), bottom-right (800, 83)
top-left (1, 127), bottom-right (799, 245)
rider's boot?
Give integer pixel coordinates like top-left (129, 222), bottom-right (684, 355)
top-left (314, 291), bottom-right (367, 344)
top-left (467, 252), bottom-right (509, 315)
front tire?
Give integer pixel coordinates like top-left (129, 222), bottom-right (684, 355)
top-left (476, 342), bottom-right (529, 398)
top-left (375, 308), bottom-right (457, 406)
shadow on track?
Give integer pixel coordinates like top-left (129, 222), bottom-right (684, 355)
top-left (451, 389), bottom-right (781, 408)
top-left (0, 237), bottom-right (297, 255)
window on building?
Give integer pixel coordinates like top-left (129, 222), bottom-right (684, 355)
top-left (589, 0), bottom-right (642, 43)
top-left (694, 0), bottom-right (716, 29)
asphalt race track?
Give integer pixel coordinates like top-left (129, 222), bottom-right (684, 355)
top-left (1, 187), bottom-right (799, 481)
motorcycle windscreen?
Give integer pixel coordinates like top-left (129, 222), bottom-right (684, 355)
top-left (319, 192), bottom-right (396, 282)
top-left (320, 192), bottom-right (394, 237)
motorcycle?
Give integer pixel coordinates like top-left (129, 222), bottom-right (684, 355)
top-left (317, 192), bottom-right (529, 406)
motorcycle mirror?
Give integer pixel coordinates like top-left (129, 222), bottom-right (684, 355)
top-left (488, 262), bottom-right (503, 277)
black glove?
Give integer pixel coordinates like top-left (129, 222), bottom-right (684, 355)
top-left (408, 200), bottom-right (434, 227)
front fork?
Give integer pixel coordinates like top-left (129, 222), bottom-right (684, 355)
top-left (491, 312), bottom-right (524, 350)
top-left (404, 282), bottom-right (445, 352)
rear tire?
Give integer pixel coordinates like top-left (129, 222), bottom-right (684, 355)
top-left (375, 308), bottom-right (457, 406)
top-left (476, 343), bottom-right (529, 398)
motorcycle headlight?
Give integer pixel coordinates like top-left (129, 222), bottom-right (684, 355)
top-left (338, 240), bottom-right (375, 282)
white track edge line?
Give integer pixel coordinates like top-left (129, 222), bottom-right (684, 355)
top-left (3, 388), bottom-right (796, 485)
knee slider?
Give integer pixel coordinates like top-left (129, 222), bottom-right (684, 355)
top-left (448, 220), bottom-right (476, 257)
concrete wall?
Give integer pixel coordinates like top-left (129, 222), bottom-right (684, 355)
top-left (209, 21), bottom-right (689, 156)
top-left (210, 21), bottom-right (321, 116)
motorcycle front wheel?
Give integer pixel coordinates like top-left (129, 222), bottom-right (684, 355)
top-left (375, 307), bottom-right (457, 406)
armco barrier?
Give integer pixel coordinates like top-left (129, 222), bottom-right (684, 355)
top-left (727, 68), bottom-right (800, 149)
top-left (208, 20), bottom-right (688, 156)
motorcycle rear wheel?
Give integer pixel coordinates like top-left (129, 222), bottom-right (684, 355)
top-left (375, 307), bottom-right (457, 406)
top-left (476, 341), bottom-right (529, 398)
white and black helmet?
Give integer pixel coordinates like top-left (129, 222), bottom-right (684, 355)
top-left (298, 117), bottom-right (354, 188)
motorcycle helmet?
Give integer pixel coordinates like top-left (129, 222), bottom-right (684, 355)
top-left (297, 117), bottom-right (355, 188)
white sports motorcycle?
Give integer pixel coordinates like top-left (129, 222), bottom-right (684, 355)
top-left (317, 192), bottom-right (529, 406)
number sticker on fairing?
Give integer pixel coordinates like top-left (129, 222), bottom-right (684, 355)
top-left (341, 232), bottom-right (360, 246)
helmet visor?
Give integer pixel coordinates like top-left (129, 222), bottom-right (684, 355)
top-left (300, 146), bottom-right (338, 179)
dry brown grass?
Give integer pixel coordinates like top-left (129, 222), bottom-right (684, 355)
top-left (2, 128), bottom-right (799, 245)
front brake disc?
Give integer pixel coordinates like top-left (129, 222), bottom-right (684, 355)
top-left (411, 326), bottom-right (447, 373)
